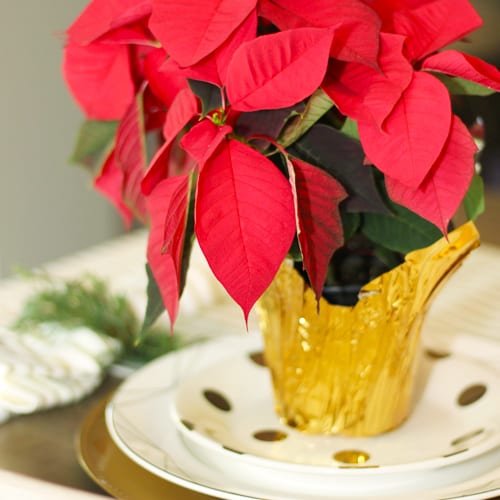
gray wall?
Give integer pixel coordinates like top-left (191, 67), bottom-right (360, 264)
top-left (468, 0), bottom-right (500, 62)
top-left (0, 1), bottom-right (124, 277)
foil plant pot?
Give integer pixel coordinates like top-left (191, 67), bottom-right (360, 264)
top-left (257, 222), bottom-right (480, 436)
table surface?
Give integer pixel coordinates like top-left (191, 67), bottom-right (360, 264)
top-left (0, 228), bottom-right (253, 498)
top-left (0, 192), bottom-right (499, 499)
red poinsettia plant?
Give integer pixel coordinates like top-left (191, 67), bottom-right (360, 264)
top-left (63, 0), bottom-right (500, 327)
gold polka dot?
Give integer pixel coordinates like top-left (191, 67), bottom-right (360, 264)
top-left (249, 351), bottom-right (266, 367)
top-left (451, 428), bottom-right (484, 446)
top-left (223, 445), bottom-right (244, 454)
top-left (443, 448), bottom-right (468, 458)
top-left (425, 348), bottom-right (451, 359)
top-left (338, 465), bottom-right (380, 469)
top-left (253, 429), bottom-right (288, 442)
top-left (457, 384), bottom-right (487, 406)
top-left (333, 450), bottom-right (370, 465)
top-left (180, 419), bottom-right (194, 431)
top-left (204, 427), bottom-right (217, 438)
top-left (203, 389), bottom-right (232, 412)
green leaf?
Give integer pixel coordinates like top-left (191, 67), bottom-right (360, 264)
top-left (115, 90), bottom-right (148, 222)
top-left (179, 185), bottom-right (196, 294)
top-left (291, 124), bottom-right (391, 215)
top-left (70, 120), bottom-right (118, 170)
top-left (362, 203), bottom-right (442, 254)
top-left (463, 174), bottom-right (485, 220)
top-left (287, 237), bottom-right (303, 261)
top-left (341, 118), bottom-right (360, 140)
top-left (374, 245), bottom-right (404, 269)
top-left (432, 73), bottom-right (496, 96)
top-left (235, 103), bottom-right (304, 150)
top-left (341, 211), bottom-right (361, 241)
top-left (140, 263), bottom-right (165, 337)
top-left (279, 88), bottom-right (334, 147)
top-left (188, 79), bottom-right (222, 117)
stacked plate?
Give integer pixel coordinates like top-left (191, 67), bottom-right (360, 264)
top-left (104, 334), bottom-right (500, 500)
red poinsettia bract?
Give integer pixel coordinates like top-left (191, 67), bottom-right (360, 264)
top-left (63, 0), bottom-right (500, 325)
top-left (324, 0), bottom-right (500, 232)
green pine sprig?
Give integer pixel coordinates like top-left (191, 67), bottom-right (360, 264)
top-left (12, 272), bottom-right (182, 364)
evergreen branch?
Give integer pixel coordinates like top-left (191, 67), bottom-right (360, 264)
top-left (12, 273), bottom-right (182, 363)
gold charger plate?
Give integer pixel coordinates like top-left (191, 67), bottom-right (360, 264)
top-left (76, 396), bottom-right (216, 500)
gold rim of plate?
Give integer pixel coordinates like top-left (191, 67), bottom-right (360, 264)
top-left (76, 396), bottom-right (214, 500)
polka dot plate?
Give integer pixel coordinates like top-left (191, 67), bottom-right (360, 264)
top-left (106, 334), bottom-right (500, 500)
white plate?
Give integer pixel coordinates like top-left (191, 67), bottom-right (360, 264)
top-left (106, 334), bottom-right (500, 500)
top-left (171, 341), bottom-right (500, 473)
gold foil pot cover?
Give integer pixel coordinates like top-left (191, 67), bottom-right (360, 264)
top-left (257, 222), bottom-right (480, 436)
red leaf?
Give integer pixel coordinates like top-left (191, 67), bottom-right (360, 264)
top-left (422, 50), bottom-right (500, 92)
top-left (146, 174), bottom-right (191, 326)
top-left (141, 141), bottom-right (170, 196)
top-left (174, 10), bottom-right (258, 87)
top-left (162, 88), bottom-right (200, 140)
top-left (180, 119), bottom-right (232, 166)
top-left (169, 139), bottom-right (199, 177)
top-left (216, 10), bottom-right (257, 84)
top-left (67, 0), bottom-right (152, 45)
top-left (392, 0), bottom-right (482, 61)
top-left (259, 0), bottom-right (380, 66)
top-left (175, 56), bottom-right (221, 87)
top-left (149, 0), bottom-right (257, 66)
top-left (143, 140), bottom-right (198, 196)
top-left (142, 88), bottom-right (199, 194)
top-left (257, 0), bottom-right (293, 27)
top-left (144, 49), bottom-right (189, 107)
top-left (115, 93), bottom-right (148, 221)
top-left (226, 27), bottom-right (334, 112)
top-left (259, 0), bottom-right (367, 30)
top-left (358, 72), bottom-right (451, 188)
top-left (142, 87), bottom-right (167, 131)
top-left (366, 0), bottom-right (428, 18)
top-left (328, 2), bottom-right (381, 66)
top-left (94, 150), bottom-right (134, 228)
top-left (96, 23), bottom-right (156, 46)
top-left (195, 139), bottom-right (295, 320)
top-left (62, 42), bottom-right (134, 120)
top-left (290, 158), bottom-right (347, 300)
top-left (129, 44), bottom-right (155, 86)
top-left (322, 33), bottom-right (412, 126)
top-left (386, 115), bottom-right (477, 234)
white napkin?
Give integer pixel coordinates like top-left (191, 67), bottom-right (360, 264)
top-left (0, 324), bottom-right (121, 423)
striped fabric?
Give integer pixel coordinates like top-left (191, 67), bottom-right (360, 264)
top-left (0, 325), bottom-right (121, 423)
top-left (0, 230), bottom-right (248, 422)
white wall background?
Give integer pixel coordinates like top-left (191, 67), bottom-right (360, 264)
top-left (0, 1), bottom-right (124, 278)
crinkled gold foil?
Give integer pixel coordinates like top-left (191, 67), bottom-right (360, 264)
top-left (257, 222), bottom-right (480, 436)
